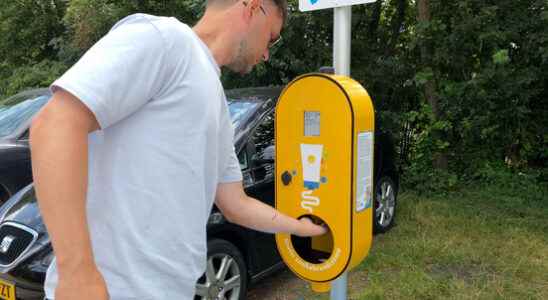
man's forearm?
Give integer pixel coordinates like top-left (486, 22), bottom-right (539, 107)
top-left (215, 181), bottom-right (326, 236)
top-left (30, 96), bottom-right (96, 275)
top-left (223, 196), bottom-right (302, 235)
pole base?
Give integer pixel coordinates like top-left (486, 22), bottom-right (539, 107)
top-left (310, 281), bottom-right (331, 293)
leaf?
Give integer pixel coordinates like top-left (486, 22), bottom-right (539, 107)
top-left (492, 49), bottom-right (510, 65)
top-left (414, 69), bottom-right (434, 86)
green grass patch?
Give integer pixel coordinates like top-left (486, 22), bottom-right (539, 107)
top-left (351, 183), bottom-right (548, 300)
top-left (292, 180), bottom-right (548, 300)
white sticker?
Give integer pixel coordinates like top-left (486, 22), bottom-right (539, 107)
top-left (300, 144), bottom-right (323, 190)
top-left (356, 132), bottom-right (373, 212)
top-left (300, 0), bottom-right (377, 12)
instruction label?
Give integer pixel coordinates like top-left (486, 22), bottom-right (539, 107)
top-left (356, 132), bottom-right (373, 212)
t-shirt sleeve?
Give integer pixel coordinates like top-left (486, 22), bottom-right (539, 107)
top-left (219, 145), bottom-right (243, 183)
top-left (50, 15), bottom-right (169, 129)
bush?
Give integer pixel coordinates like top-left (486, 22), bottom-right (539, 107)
top-left (0, 60), bottom-right (68, 98)
top-left (471, 162), bottom-right (548, 203)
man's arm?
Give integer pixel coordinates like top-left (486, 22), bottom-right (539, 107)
top-left (215, 181), bottom-right (327, 236)
top-left (30, 90), bottom-right (108, 300)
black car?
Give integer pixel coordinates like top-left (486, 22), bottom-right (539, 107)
top-left (0, 86), bottom-right (398, 300)
top-left (0, 89), bottom-right (51, 206)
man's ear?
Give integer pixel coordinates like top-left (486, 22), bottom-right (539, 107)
top-left (241, 0), bottom-right (258, 25)
top-left (250, 0), bottom-right (262, 9)
top-left (243, 0), bottom-right (262, 15)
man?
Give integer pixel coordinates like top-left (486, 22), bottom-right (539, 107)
top-left (29, 0), bottom-right (327, 299)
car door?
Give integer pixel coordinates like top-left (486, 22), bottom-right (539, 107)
top-left (242, 110), bottom-right (280, 271)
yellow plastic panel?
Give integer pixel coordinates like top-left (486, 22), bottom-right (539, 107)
top-left (275, 73), bottom-right (374, 284)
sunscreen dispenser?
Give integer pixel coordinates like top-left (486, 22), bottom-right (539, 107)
top-left (275, 73), bottom-right (375, 291)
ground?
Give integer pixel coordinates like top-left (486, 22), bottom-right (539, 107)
top-left (247, 183), bottom-right (548, 300)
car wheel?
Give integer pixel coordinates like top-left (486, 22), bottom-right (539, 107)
top-left (194, 239), bottom-right (248, 300)
top-left (374, 176), bottom-right (397, 233)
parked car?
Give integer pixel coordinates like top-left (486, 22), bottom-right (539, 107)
top-left (0, 86), bottom-right (398, 300)
top-left (0, 89), bottom-right (51, 206)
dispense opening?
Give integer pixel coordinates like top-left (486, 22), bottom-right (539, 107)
top-left (290, 215), bottom-right (333, 264)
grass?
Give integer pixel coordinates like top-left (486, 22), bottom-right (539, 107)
top-left (257, 180), bottom-right (548, 299)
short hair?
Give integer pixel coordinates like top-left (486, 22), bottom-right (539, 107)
top-left (207, 0), bottom-right (288, 24)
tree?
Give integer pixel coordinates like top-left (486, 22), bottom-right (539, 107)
top-left (1, 0), bottom-right (546, 184)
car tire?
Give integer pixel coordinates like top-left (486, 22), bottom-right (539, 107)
top-left (194, 239), bottom-right (248, 300)
top-left (373, 176), bottom-right (397, 234)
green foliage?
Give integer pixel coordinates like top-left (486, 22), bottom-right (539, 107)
top-left (0, 0), bottom-right (67, 98)
top-left (492, 49), bottom-right (510, 65)
top-left (401, 104), bottom-right (458, 195)
top-left (1, 60), bottom-right (67, 97)
top-left (470, 161), bottom-right (548, 203)
top-left (428, 0), bottom-right (548, 170)
top-left (397, 0), bottom-right (548, 189)
top-left (0, 0), bottom-right (66, 66)
top-left (62, 0), bottom-right (203, 58)
top-left (63, 0), bottom-right (126, 53)
top-left (0, 0), bottom-right (546, 193)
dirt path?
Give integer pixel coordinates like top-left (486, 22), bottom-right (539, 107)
top-left (246, 267), bottom-right (370, 300)
top-left (246, 268), bottom-right (311, 300)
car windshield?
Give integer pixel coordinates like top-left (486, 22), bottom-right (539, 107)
top-left (0, 94), bottom-right (262, 138)
top-left (227, 99), bottom-right (261, 128)
top-left (0, 95), bottom-right (50, 139)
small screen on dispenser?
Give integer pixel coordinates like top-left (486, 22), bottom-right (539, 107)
top-left (304, 111), bottom-right (320, 136)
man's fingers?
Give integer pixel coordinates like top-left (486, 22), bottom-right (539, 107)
top-left (297, 217), bottom-right (329, 236)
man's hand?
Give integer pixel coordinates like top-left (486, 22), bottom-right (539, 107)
top-left (294, 217), bottom-right (329, 237)
top-left (56, 264), bottom-right (109, 300)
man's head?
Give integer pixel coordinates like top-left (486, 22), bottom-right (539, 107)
top-left (200, 0), bottom-right (287, 74)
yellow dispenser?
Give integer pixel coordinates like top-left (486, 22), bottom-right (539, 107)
top-left (275, 73), bottom-right (375, 291)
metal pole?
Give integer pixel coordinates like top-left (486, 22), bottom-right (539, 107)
top-left (333, 6), bottom-right (352, 76)
top-left (331, 5), bottom-right (352, 300)
top-left (330, 272), bottom-right (348, 299)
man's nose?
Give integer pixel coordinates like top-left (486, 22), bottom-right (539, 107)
top-left (262, 49), bottom-right (270, 62)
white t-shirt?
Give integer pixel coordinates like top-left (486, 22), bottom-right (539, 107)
top-left (44, 14), bottom-right (242, 299)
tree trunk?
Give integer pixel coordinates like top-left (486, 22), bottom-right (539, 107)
top-left (368, 0), bottom-right (383, 38)
top-left (385, 0), bottom-right (407, 56)
top-left (417, 0), bottom-right (448, 170)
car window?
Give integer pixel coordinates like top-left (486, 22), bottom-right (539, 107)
top-left (0, 95), bottom-right (50, 139)
top-left (238, 150), bottom-right (248, 170)
top-left (250, 110), bottom-right (275, 162)
top-left (227, 99), bottom-right (260, 128)
top-left (0, 89), bottom-right (49, 106)
top-left (238, 149), bottom-right (256, 188)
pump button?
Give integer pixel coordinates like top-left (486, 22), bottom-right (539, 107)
top-left (281, 171), bottom-right (292, 186)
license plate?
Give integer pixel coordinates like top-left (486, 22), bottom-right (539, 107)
top-left (0, 278), bottom-right (15, 300)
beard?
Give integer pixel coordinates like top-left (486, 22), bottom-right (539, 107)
top-left (226, 40), bottom-right (254, 75)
